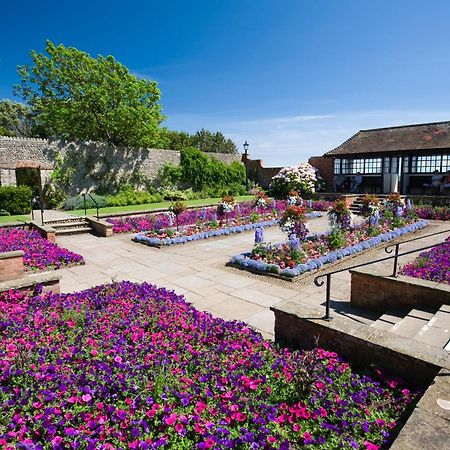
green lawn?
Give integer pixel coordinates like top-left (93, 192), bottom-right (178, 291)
top-left (70, 195), bottom-right (254, 217)
top-left (0, 214), bottom-right (30, 225)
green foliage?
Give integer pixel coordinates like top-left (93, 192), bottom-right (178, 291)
top-left (0, 185), bottom-right (32, 214)
top-left (0, 99), bottom-right (40, 137)
top-left (179, 147), bottom-right (245, 192)
top-left (64, 194), bottom-right (108, 211)
top-left (160, 129), bottom-right (194, 150)
top-left (0, 209), bottom-right (11, 216)
top-left (327, 227), bottom-right (346, 250)
top-left (160, 128), bottom-right (238, 154)
top-left (106, 186), bottom-right (161, 207)
top-left (43, 181), bottom-right (67, 209)
top-left (15, 40), bottom-right (165, 147)
top-left (191, 129), bottom-right (238, 154)
top-left (157, 163), bottom-right (183, 187)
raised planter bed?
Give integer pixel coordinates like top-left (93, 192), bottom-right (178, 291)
top-left (133, 212), bottom-right (322, 247)
top-left (229, 220), bottom-right (429, 279)
top-left (0, 281), bottom-right (422, 449)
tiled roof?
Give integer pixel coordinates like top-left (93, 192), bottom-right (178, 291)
top-left (325, 121), bottom-right (450, 156)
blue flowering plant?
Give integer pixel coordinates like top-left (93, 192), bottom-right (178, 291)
top-left (231, 219), bottom-right (429, 278)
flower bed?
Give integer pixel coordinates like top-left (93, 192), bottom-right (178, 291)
top-left (229, 220), bottom-right (428, 278)
top-left (0, 228), bottom-right (84, 271)
top-left (134, 212), bottom-right (322, 248)
top-left (107, 200), bottom-right (331, 234)
top-left (399, 235), bottom-right (450, 284)
top-left (0, 281), bottom-right (418, 448)
top-left (412, 205), bottom-right (449, 221)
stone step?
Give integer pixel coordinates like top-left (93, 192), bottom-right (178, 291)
top-left (44, 217), bottom-right (85, 225)
top-left (390, 308), bottom-right (436, 338)
top-left (55, 227), bottom-right (91, 235)
top-left (370, 310), bottom-right (404, 331)
top-left (414, 305), bottom-right (450, 349)
top-left (50, 221), bottom-right (89, 229)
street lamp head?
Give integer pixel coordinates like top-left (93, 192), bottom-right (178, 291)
top-left (243, 140), bottom-right (249, 153)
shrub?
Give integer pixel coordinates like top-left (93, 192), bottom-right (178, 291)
top-left (64, 193), bottom-right (108, 211)
top-left (106, 186), bottom-right (160, 207)
top-left (0, 209), bottom-right (11, 216)
top-left (269, 163), bottom-right (317, 198)
top-left (0, 185), bottom-right (32, 214)
top-left (157, 163), bottom-right (182, 187)
top-left (42, 181), bottom-right (67, 209)
top-left (180, 147), bottom-right (245, 192)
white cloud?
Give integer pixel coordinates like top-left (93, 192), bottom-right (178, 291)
top-left (166, 109), bottom-right (450, 167)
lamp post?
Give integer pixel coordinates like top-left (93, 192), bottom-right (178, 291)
top-left (243, 140), bottom-right (249, 191)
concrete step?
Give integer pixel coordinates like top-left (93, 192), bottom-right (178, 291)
top-left (390, 308), bottom-right (435, 338)
top-left (55, 226), bottom-right (91, 235)
top-left (44, 217), bottom-right (85, 225)
top-left (51, 221), bottom-right (89, 229)
top-left (371, 310), bottom-right (404, 331)
top-left (414, 305), bottom-right (450, 349)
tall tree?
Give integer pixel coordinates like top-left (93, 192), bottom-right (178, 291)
top-left (15, 40), bottom-right (166, 147)
top-left (160, 129), bottom-right (194, 150)
top-left (0, 99), bottom-right (37, 137)
top-left (192, 129), bottom-right (238, 154)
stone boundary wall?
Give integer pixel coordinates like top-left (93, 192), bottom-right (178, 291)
top-left (0, 136), bottom-right (240, 192)
top-left (350, 267), bottom-right (450, 311)
top-left (243, 156), bottom-right (282, 188)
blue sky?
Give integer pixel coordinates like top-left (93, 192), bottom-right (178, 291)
top-left (1, 0), bottom-right (450, 165)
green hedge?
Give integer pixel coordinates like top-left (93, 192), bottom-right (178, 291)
top-left (180, 147), bottom-right (245, 192)
top-left (0, 185), bottom-right (32, 214)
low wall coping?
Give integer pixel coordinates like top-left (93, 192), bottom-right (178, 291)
top-left (350, 266), bottom-right (450, 294)
top-left (0, 271), bottom-right (61, 292)
top-left (270, 300), bottom-right (450, 371)
top-left (0, 250), bottom-right (24, 260)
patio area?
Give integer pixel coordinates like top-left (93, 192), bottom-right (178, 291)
top-left (55, 216), bottom-right (449, 340)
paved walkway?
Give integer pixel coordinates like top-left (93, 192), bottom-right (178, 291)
top-left (55, 217), bottom-right (450, 340)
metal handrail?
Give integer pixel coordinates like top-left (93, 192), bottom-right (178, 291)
top-left (82, 193), bottom-right (100, 219)
top-left (385, 227), bottom-right (450, 277)
top-left (314, 232), bottom-right (449, 320)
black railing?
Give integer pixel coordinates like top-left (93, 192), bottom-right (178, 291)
top-left (82, 193), bottom-right (100, 219)
top-left (314, 229), bottom-right (449, 321)
top-left (385, 227), bottom-right (450, 277)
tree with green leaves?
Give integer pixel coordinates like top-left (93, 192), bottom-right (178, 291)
top-left (160, 129), bottom-right (194, 150)
top-left (15, 40), bottom-right (166, 147)
top-left (0, 99), bottom-right (39, 137)
top-left (192, 129), bottom-right (238, 154)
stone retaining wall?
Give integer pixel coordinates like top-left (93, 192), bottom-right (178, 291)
top-left (0, 136), bottom-right (240, 193)
top-left (0, 250), bottom-right (25, 281)
top-left (350, 266), bottom-right (450, 311)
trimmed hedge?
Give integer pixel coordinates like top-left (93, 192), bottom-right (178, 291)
top-left (0, 185), bottom-right (32, 214)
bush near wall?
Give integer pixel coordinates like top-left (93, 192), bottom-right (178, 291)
top-left (0, 185), bottom-right (32, 214)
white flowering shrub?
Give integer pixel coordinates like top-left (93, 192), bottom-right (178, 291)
top-left (269, 163), bottom-right (317, 198)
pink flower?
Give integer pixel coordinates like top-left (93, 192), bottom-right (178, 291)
top-left (81, 394), bottom-right (92, 403)
top-left (364, 442), bottom-right (379, 450)
top-left (165, 413), bottom-right (177, 426)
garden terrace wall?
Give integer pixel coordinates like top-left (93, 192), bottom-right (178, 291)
top-left (270, 301), bottom-right (450, 387)
top-left (30, 221), bottom-right (56, 242)
top-left (86, 216), bottom-right (113, 237)
top-left (0, 271), bottom-right (61, 294)
top-left (0, 250), bottom-right (24, 281)
top-left (350, 266), bottom-right (450, 311)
